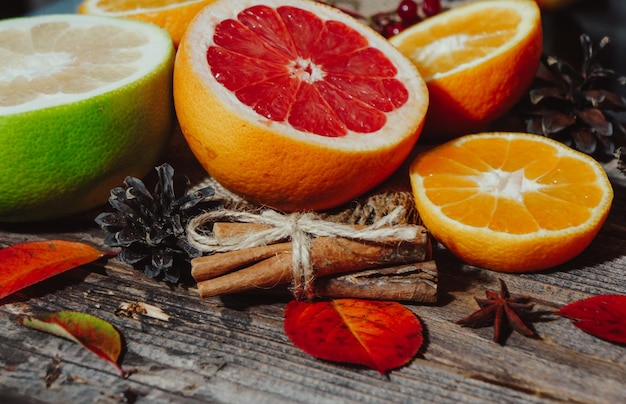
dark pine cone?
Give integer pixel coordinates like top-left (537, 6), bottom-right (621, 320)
top-left (618, 147), bottom-right (626, 172)
top-left (519, 34), bottom-right (626, 162)
top-left (95, 164), bottom-right (218, 283)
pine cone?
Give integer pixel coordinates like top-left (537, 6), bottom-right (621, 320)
top-left (519, 34), bottom-right (626, 158)
top-left (95, 164), bottom-right (218, 283)
top-left (617, 147), bottom-right (626, 173)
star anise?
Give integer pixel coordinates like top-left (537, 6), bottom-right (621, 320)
top-left (95, 164), bottom-right (219, 284)
top-left (456, 279), bottom-right (537, 344)
top-left (519, 34), bottom-right (626, 159)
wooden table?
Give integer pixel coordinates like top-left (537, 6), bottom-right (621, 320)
top-left (3, 1), bottom-right (626, 403)
top-left (1, 172), bottom-right (625, 404)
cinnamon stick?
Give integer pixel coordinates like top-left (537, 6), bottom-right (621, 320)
top-left (194, 229), bottom-right (431, 298)
top-left (191, 242), bottom-right (291, 281)
top-left (192, 222), bottom-right (292, 281)
top-left (315, 260), bottom-right (438, 302)
top-left (220, 261), bottom-right (439, 302)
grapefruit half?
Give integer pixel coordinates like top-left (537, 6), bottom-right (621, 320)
top-left (174, 0), bottom-right (429, 211)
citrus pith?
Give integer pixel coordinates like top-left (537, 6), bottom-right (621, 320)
top-left (174, 0), bottom-right (429, 212)
top-left (77, 0), bottom-right (216, 47)
top-left (390, 0), bottom-right (542, 138)
top-left (410, 132), bottom-right (613, 272)
top-left (0, 14), bottom-right (175, 222)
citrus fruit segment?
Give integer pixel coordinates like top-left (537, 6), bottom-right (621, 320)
top-left (410, 133), bottom-right (614, 272)
top-left (77, 0), bottom-right (216, 47)
top-left (0, 14), bottom-right (175, 222)
top-left (390, 0), bottom-right (542, 138)
top-left (174, 0), bottom-right (429, 211)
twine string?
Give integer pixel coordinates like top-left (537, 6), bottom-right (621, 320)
top-left (187, 207), bottom-right (418, 299)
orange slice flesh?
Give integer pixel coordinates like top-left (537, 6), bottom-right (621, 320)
top-left (88, 0), bottom-right (187, 11)
top-left (78, 0), bottom-right (216, 47)
top-left (397, 7), bottom-right (524, 79)
top-left (390, 0), bottom-right (542, 138)
top-left (410, 133), bottom-right (614, 272)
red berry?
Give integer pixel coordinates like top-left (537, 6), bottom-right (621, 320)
top-left (397, 0), bottom-right (418, 24)
top-left (417, 0), bottom-right (442, 19)
top-left (384, 22), bottom-right (405, 38)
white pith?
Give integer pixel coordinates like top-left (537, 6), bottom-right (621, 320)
top-left (469, 167), bottom-right (541, 203)
top-left (183, 0), bottom-right (429, 151)
top-left (389, 0), bottom-right (540, 81)
top-left (289, 57), bottom-right (325, 83)
top-left (0, 14), bottom-right (173, 115)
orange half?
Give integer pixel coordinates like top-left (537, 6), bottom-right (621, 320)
top-left (410, 133), bottom-right (614, 272)
top-left (390, 0), bottom-right (542, 138)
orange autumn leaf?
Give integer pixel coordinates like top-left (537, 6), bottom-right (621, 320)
top-left (20, 311), bottom-right (127, 377)
top-left (0, 240), bottom-right (114, 300)
top-left (284, 299), bottom-right (423, 374)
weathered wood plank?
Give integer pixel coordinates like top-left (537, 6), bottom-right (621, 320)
top-left (1, 189), bottom-right (625, 403)
top-left (0, 185), bottom-right (624, 404)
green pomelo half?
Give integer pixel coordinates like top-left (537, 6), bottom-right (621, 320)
top-left (0, 14), bottom-right (175, 222)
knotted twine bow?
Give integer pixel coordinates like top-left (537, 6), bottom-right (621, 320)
top-left (186, 207), bottom-right (420, 300)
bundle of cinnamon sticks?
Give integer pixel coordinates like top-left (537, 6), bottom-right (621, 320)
top-left (190, 220), bottom-right (438, 303)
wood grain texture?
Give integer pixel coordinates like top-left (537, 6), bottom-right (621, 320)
top-left (0, 184), bottom-right (624, 403)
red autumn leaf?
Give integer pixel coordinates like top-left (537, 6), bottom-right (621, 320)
top-left (284, 299), bottom-right (423, 374)
top-left (0, 240), bottom-right (114, 300)
top-left (557, 295), bottom-right (626, 344)
top-left (20, 311), bottom-right (127, 377)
